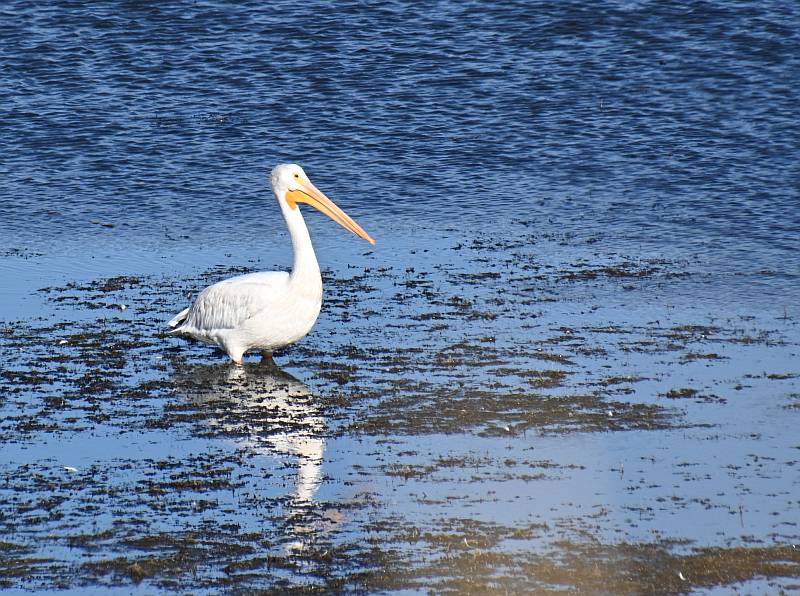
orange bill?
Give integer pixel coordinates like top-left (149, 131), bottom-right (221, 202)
top-left (286, 180), bottom-right (376, 245)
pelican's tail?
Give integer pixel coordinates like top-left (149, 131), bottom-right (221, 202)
top-left (168, 306), bottom-right (190, 331)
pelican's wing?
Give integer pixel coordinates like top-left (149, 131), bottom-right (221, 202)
top-left (171, 271), bottom-right (290, 333)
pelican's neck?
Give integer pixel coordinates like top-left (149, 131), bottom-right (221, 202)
top-left (279, 198), bottom-right (321, 286)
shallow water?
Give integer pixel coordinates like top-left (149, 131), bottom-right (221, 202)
top-left (2, 0), bottom-right (800, 592)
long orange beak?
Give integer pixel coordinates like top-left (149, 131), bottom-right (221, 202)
top-left (285, 180), bottom-right (375, 245)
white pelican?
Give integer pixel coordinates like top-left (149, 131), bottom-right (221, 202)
top-left (168, 164), bottom-right (375, 364)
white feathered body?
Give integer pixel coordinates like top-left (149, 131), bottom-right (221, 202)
top-left (169, 269), bottom-right (322, 363)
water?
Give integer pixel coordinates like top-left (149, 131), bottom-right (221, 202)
top-left (1, 1), bottom-right (799, 592)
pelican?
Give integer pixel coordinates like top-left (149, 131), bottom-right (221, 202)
top-left (168, 164), bottom-right (375, 364)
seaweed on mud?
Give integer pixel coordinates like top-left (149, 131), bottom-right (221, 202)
top-left (663, 388), bottom-right (699, 399)
top-left (0, 554), bottom-right (57, 588)
top-left (681, 351), bottom-right (727, 362)
top-left (561, 263), bottom-right (660, 280)
top-left (58, 532), bottom-right (800, 592)
top-left (596, 374), bottom-right (647, 386)
top-left (383, 455), bottom-right (583, 485)
top-left (523, 542), bottom-right (800, 594)
top-left (493, 367), bottom-right (570, 389)
top-left (404, 541), bottom-right (800, 594)
top-left (1, 247), bottom-right (44, 259)
top-left (84, 550), bottom-right (203, 585)
top-left (303, 516), bottom-right (800, 593)
top-left (347, 385), bottom-right (678, 437)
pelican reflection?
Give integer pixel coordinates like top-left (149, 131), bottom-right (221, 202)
top-left (172, 360), bottom-right (325, 514)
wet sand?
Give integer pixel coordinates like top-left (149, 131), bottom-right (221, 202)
top-left (1, 225), bottom-right (798, 593)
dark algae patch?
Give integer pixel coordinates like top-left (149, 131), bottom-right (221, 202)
top-left (663, 388), bottom-right (699, 399)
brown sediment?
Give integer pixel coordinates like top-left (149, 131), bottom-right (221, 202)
top-left (394, 539), bottom-right (800, 594)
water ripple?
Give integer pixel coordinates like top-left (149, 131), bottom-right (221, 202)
top-left (1, 0), bottom-right (798, 283)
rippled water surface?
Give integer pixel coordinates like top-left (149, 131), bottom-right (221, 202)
top-left (1, 1), bottom-right (799, 592)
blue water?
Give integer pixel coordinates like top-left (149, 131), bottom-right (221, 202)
top-left (1, 1), bottom-right (798, 279)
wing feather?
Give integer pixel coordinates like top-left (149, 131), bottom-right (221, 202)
top-left (178, 271), bottom-right (290, 333)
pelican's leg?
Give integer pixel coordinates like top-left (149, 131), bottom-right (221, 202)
top-left (260, 351), bottom-right (274, 365)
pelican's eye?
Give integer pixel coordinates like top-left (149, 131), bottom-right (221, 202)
top-left (293, 173), bottom-right (300, 179)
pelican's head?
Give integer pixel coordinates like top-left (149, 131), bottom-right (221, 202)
top-left (270, 163), bottom-right (375, 245)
